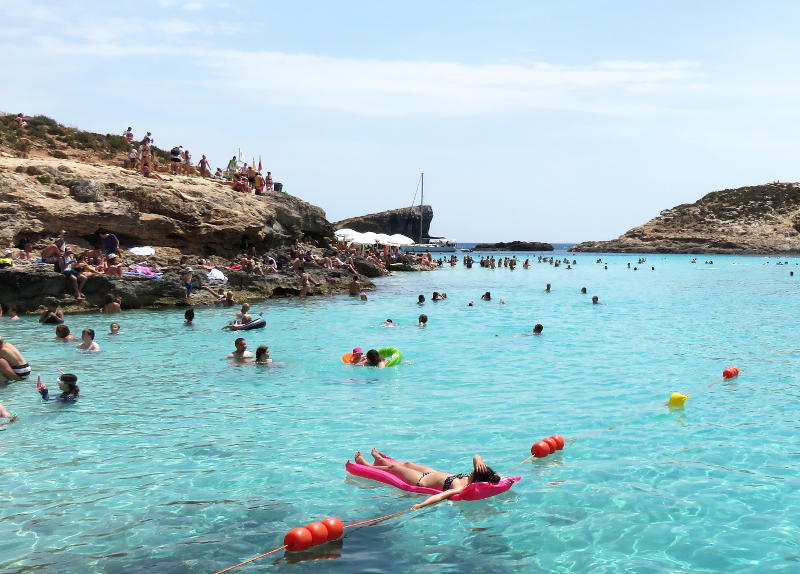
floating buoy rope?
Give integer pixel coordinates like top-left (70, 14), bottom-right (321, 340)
top-left (216, 366), bottom-right (740, 572)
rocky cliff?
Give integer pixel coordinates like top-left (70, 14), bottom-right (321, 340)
top-left (334, 205), bottom-right (433, 240)
top-left (0, 157), bottom-right (331, 255)
top-left (572, 182), bottom-right (800, 254)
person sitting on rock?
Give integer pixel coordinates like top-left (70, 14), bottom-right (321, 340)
top-left (56, 248), bottom-right (87, 300)
top-left (41, 237), bottom-right (65, 264)
top-left (103, 253), bottom-right (123, 277)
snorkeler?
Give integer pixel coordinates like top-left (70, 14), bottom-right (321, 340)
top-left (38, 373), bottom-right (80, 402)
top-left (353, 449), bottom-right (500, 510)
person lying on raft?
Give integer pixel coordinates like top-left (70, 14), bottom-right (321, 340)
top-left (221, 314), bottom-right (254, 330)
top-left (354, 449), bottom-right (500, 509)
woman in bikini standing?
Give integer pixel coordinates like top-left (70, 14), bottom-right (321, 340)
top-left (354, 448), bottom-right (500, 509)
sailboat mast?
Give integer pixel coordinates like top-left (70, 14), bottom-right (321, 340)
top-left (419, 172), bottom-right (424, 243)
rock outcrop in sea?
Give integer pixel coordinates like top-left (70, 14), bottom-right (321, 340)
top-left (572, 182), bottom-right (800, 254)
top-left (473, 241), bottom-right (554, 251)
top-left (334, 205), bottom-right (433, 240)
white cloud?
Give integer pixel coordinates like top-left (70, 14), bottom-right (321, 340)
top-left (196, 51), bottom-right (700, 117)
top-left (183, 1), bottom-right (205, 10)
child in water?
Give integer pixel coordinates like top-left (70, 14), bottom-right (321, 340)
top-left (54, 325), bottom-right (75, 340)
top-left (109, 322), bottom-right (121, 334)
top-left (38, 373), bottom-right (80, 402)
top-left (77, 329), bottom-right (100, 352)
top-left (255, 345), bottom-right (273, 364)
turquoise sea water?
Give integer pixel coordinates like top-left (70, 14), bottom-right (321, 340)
top-left (2, 251), bottom-right (799, 573)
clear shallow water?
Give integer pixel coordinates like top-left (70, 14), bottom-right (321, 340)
top-left (1, 252), bottom-right (799, 573)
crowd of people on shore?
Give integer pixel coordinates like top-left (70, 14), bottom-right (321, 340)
top-left (121, 127), bottom-right (280, 194)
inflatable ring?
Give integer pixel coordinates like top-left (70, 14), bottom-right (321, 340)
top-left (378, 347), bottom-right (402, 367)
top-left (237, 317), bottom-right (266, 331)
top-left (341, 353), bottom-right (356, 364)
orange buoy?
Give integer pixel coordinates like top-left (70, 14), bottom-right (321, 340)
top-left (322, 517), bottom-right (344, 541)
top-left (284, 527), bottom-right (313, 551)
top-left (531, 441), bottom-right (550, 458)
top-left (543, 437), bottom-right (558, 452)
top-left (304, 522), bottom-right (329, 546)
top-left (551, 435), bottom-right (565, 450)
top-left (723, 366), bottom-right (739, 379)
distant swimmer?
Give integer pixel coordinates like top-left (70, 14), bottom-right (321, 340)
top-left (580, 287), bottom-right (587, 294)
top-left (255, 345), bottom-right (273, 364)
top-left (54, 325), bottom-right (75, 341)
top-left (359, 293), bottom-right (368, 301)
top-left (350, 347), bottom-right (367, 365)
top-left (418, 294), bottom-right (426, 304)
top-left (481, 292), bottom-right (491, 301)
top-left (592, 296), bottom-right (600, 305)
top-left (365, 349), bottom-right (386, 368)
top-left (383, 319), bottom-right (395, 327)
top-left (109, 322), bottom-right (121, 334)
top-left (227, 337), bottom-right (253, 362)
top-left (184, 309), bottom-right (194, 325)
top-left (545, 283), bottom-right (551, 293)
top-left (39, 300), bottom-right (65, 324)
top-left (533, 324), bottom-right (543, 335)
top-left (77, 329), bottom-right (100, 352)
top-left (348, 275), bottom-right (362, 296)
top-left (418, 314), bottom-right (428, 327)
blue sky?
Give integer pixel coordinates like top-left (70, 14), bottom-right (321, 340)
top-left (3, 0), bottom-right (799, 242)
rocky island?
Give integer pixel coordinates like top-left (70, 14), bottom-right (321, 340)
top-left (572, 182), bottom-right (800, 254)
top-left (334, 205), bottom-right (433, 240)
top-left (473, 241), bottom-right (554, 251)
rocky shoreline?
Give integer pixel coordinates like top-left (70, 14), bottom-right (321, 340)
top-left (0, 260), bottom-right (378, 314)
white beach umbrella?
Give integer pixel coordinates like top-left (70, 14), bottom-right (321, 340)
top-left (334, 228), bottom-right (359, 240)
top-left (357, 231), bottom-right (378, 244)
top-left (374, 233), bottom-right (395, 245)
top-left (389, 234), bottom-right (415, 245)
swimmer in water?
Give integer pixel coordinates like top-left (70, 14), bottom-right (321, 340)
top-left (7, 308), bottom-right (19, 321)
top-left (417, 294), bottom-right (425, 304)
top-left (418, 314), bottom-right (428, 327)
top-left (38, 373), bottom-right (80, 402)
top-left (545, 283), bottom-right (551, 293)
top-left (54, 325), bottom-right (75, 341)
top-left (184, 309), bottom-right (194, 325)
top-left (580, 287), bottom-right (587, 294)
top-left (365, 349), bottom-right (386, 368)
top-left (480, 292), bottom-right (491, 301)
top-left (353, 449), bottom-right (500, 510)
top-left (109, 322), bottom-right (121, 334)
top-left (227, 337), bottom-right (253, 362)
top-left (77, 329), bottom-right (100, 352)
top-left (255, 345), bottom-right (273, 364)
top-left (533, 324), bottom-right (543, 335)
top-left (359, 293), bottom-right (368, 301)
top-left (350, 347), bottom-right (367, 365)
top-left (382, 319), bottom-right (395, 327)
top-left (592, 296), bottom-right (600, 305)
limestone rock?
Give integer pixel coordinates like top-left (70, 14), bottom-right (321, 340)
top-left (334, 205), bottom-right (433, 240)
top-left (572, 182), bottom-right (800, 254)
top-left (0, 156), bottom-right (332, 256)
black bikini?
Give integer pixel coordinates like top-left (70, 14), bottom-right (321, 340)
top-left (442, 473), bottom-right (469, 490)
top-left (416, 471), bottom-right (432, 486)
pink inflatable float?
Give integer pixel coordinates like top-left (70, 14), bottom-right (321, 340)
top-left (345, 453), bottom-right (520, 501)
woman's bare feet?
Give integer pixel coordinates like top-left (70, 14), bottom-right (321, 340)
top-left (371, 448), bottom-right (388, 465)
top-left (354, 451), bottom-right (367, 465)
